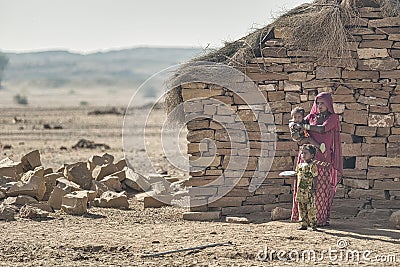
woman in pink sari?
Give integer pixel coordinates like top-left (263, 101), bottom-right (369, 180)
top-left (291, 92), bottom-right (343, 227)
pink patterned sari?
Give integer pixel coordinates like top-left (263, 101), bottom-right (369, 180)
top-left (291, 92), bottom-right (343, 226)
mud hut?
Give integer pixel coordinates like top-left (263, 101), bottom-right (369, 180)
top-left (166, 0), bottom-right (400, 221)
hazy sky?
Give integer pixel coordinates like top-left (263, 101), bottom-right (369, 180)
top-left (0, 0), bottom-right (307, 54)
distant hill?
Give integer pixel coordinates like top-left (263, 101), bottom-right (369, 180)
top-left (3, 47), bottom-right (203, 90)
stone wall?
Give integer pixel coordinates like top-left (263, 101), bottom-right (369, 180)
top-left (181, 7), bottom-right (400, 221)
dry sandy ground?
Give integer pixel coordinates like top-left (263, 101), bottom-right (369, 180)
top-left (0, 106), bottom-right (399, 266)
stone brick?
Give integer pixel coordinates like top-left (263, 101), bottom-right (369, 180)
top-left (346, 103), bottom-right (367, 110)
top-left (391, 104), bottom-right (400, 112)
top-left (284, 62), bottom-right (314, 72)
top-left (343, 169), bottom-right (367, 179)
top-left (369, 157), bottom-right (400, 167)
top-left (380, 70), bottom-right (400, 78)
top-left (359, 40), bottom-right (393, 49)
top-left (19, 204), bottom-right (49, 219)
top-left (21, 150), bottom-right (41, 172)
top-left (358, 95), bottom-right (387, 106)
top-left (271, 207), bottom-right (291, 220)
top-left (7, 167), bottom-right (46, 201)
top-left (368, 17), bottom-right (400, 28)
top-left (262, 47), bottom-right (287, 57)
top-left (368, 167), bottom-right (400, 179)
top-left (390, 95), bottom-right (400, 104)
top-left (183, 211), bottom-right (221, 221)
top-left (357, 209), bottom-right (392, 219)
top-left (99, 176), bottom-right (122, 192)
top-left (183, 101), bottom-right (203, 113)
top-left (114, 159), bottom-right (127, 172)
top-left (88, 153), bottom-right (114, 171)
top-left (341, 133), bottom-right (353, 143)
top-left (355, 126), bottom-right (376, 136)
top-left (370, 106), bottom-right (390, 113)
top-left (288, 72), bottom-right (307, 81)
top-left (334, 86), bottom-right (354, 95)
top-left (389, 210), bottom-right (400, 229)
top-left (341, 122), bottom-right (356, 134)
top-left (376, 127), bottom-right (390, 137)
top-left (316, 67), bottom-right (341, 79)
top-left (283, 81), bottom-right (301, 92)
top-left (365, 89), bottom-right (390, 99)
top-left (3, 195), bottom-right (38, 206)
top-left (333, 103), bottom-right (346, 114)
top-left (350, 28), bottom-right (375, 35)
top-left (389, 34), bottom-right (400, 41)
top-left (187, 129), bottom-right (214, 142)
top-left (357, 48), bottom-right (389, 59)
top-left (181, 88), bottom-right (223, 101)
top-left (244, 194), bottom-right (277, 205)
top-left (268, 91), bottom-right (285, 101)
top-left (225, 216), bottom-right (249, 224)
top-left (361, 143), bottom-right (386, 156)
top-left (92, 191), bottom-right (129, 209)
top-left (61, 191), bottom-right (88, 215)
top-left (285, 92), bottom-right (300, 103)
top-left (372, 199), bottom-right (400, 209)
top-left (0, 158), bottom-right (23, 180)
top-left (186, 120), bottom-right (210, 131)
top-left (208, 197), bottom-right (245, 207)
top-left (48, 186), bottom-right (70, 210)
top-left (332, 94), bottom-right (356, 103)
top-left (342, 144), bottom-right (362, 157)
top-left (343, 178), bottom-right (370, 189)
top-left (302, 80), bottom-right (333, 89)
top-left (342, 70), bottom-right (379, 79)
top-left (368, 114), bottom-right (394, 127)
top-left (374, 180), bottom-right (400, 190)
top-left (0, 204), bottom-right (15, 221)
top-left (42, 173), bottom-right (63, 201)
top-left (255, 185), bottom-right (291, 195)
top-left (237, 110), bottom-right (257, 121)
top-left (365, 137), bottom-right (386, 144)
top-left (246, 72), bottom-right (288, 82)
top-left (358, 58), bottom-right (399, 71)
top-left (65, 162), bottom-right (93, 190)
top-left (388, 135), bottom-right (400, 143)
top-left (269, 101), bottom-right (292, 113)
top-left (389, 49), bottom-right (400, 59)
top-left (348, 189), bottom-right (386, 200)
top-left (356, 157), bottom-right (368, 170)
top-left (359, 8), bottom-right (382, 18)
top-left (343, 110), bottom-right (368, 125)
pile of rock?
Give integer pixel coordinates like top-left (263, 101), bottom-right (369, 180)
top-left (0, 150), bottom-right (187, 221)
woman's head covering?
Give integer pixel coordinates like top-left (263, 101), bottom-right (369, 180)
top-left (310, 92), bottom-right (335, 115)
top-left (310, 92), bottom-right (343, 184)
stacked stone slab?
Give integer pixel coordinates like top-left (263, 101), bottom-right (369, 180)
top-left (181, 7), bottom-right (400, 220)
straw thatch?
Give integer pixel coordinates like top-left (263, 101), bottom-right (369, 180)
top-left (164, 0), bottom-right (400, 117)
top-left (195, 0), bottom-right (399, 67)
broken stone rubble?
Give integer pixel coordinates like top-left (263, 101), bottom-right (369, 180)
top-left (0, 150), bottom-right (188, 221)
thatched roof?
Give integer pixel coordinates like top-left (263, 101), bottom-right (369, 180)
top-left (193, 0), bottom-right (400, 67)
top-left (164, 0), bottom-right (400, 118)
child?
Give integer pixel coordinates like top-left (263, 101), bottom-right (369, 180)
top-left (289, 107), bottom-right (326, 153)
top-left (295, 144), bottom-right (318, 231)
